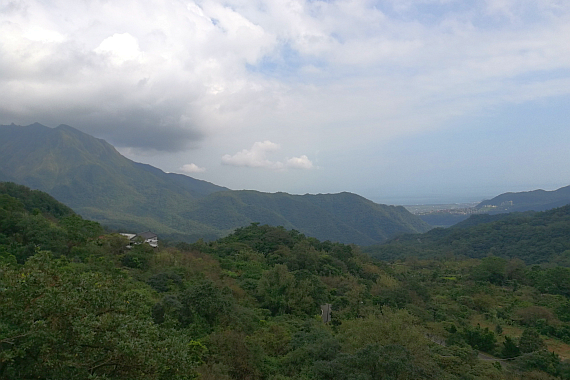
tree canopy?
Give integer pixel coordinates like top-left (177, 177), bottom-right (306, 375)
top-left (3, 185), bottom-right (570, 379)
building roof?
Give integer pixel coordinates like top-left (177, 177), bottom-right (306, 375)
top-left (137, 231), bottom-right (157, 240)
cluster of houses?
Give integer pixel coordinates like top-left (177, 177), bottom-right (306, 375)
top-left (120, 231), bottom-right (158, 248)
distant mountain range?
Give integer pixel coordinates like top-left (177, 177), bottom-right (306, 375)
top-left (476, 185), bottom-right (570, 213)
top-left (413, 185), bottom-right (570, 228)
top-left (365, 204), bottom-right (570, 264)
top-left (0, 123), bottom-right (431, 244)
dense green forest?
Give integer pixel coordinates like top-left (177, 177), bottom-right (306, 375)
top-left (3, 184), bottom-right (570, 379)
top-left (365, 206), bottom-right (570, 265)
top-left (476, 185), bottom-right (570, 214)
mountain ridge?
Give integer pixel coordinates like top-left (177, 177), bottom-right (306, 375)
top-left (0, 123), bottom-right (431, 244)
top-left (364, 204), bottom-right (570, 264)
top-left (476, 185), bottom-right (570, 213)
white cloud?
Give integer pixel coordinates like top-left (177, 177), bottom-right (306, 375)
top-left (1, 0), bottom-right (570, 196)
top-left (24, 26), bottom-right (65, 43)
top-left (222, 141), bottom-right (313, 170)
top-left (94, 33), bottom-right (143, 65)
top-left (286, 155), bottom-right (313, 170)
top-left (222, 141), bottom-right (283, 170)
top-left (2, 1), bottom-right (570, 155)
top-left (180, 163), bottom-right (206, 173)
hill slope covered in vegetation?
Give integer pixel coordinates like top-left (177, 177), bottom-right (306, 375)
top-left (0, 123), bottom-right (430, 244)
top-left (477, 185), bottom-right (570, 214)
top-left (365, 205), bottom-right (570, 264)
top-left (3, 185), bottom-right (570, 379)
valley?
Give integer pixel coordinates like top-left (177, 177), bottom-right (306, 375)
top-left (3, 124), bottom-right (570, 379)
top-left (3, 183), bottom-right (570, 379)
top-left (3, 2), bottom-right (569, 378)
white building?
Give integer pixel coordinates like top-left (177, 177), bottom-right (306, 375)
top-left (120, 231), bottom-right (158, 248)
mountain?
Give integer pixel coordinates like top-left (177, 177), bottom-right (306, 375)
top-left (0, 123), bottom-right (430, 244)
top-left (364, 204), bottom-right (570, 264)
top-left (0, 123), bottom-right (229, 237)
top-left (476, 185), bottom-right (570, 213)
top-left (183, 190), bottom-right (428, 245)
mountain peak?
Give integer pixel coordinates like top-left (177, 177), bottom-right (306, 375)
top-left (55, 124), bottom-right (76, 131)
top-left (28, 122), bottom-right (49, 129)
top-left (1, 123), bottom-right (429, 244)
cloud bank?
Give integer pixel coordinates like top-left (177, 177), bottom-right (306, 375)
top-left (1, 0), bottom-right (570, 199)
top-left (2, 0), bottom-right (570, 153)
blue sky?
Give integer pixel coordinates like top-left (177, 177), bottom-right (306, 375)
top-left (1, 0), bottom-right (569, 204)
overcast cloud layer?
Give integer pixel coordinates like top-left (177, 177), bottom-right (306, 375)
top-left (2, 0), bottom-right (570, 203)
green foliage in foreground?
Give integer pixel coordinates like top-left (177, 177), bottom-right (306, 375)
top-left (3, 187), bottom-right (570, 379)
top-left (0, 253), bottom-right (203, 379)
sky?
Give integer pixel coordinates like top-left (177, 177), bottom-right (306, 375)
top-left (1, 0), bottom-right (570, 205)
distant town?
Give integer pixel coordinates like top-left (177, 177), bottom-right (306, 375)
top-left (404, 202), bottom-right (481, 215)
top-left (405, 201), bottom-right (512, 216)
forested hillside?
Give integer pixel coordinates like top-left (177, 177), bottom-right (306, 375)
top-left (183, 190), bottom-right (429, 245)
top-left (0, 123), bottom-right (228, 240)
top-left (477, 185), bottom-right (570, 213)
top-left (3, 185), bottom-right (570, 379)
top-left (0, 123), bottom-right (430, 244)
top-left (365, 205), bottom-right (570, 264)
